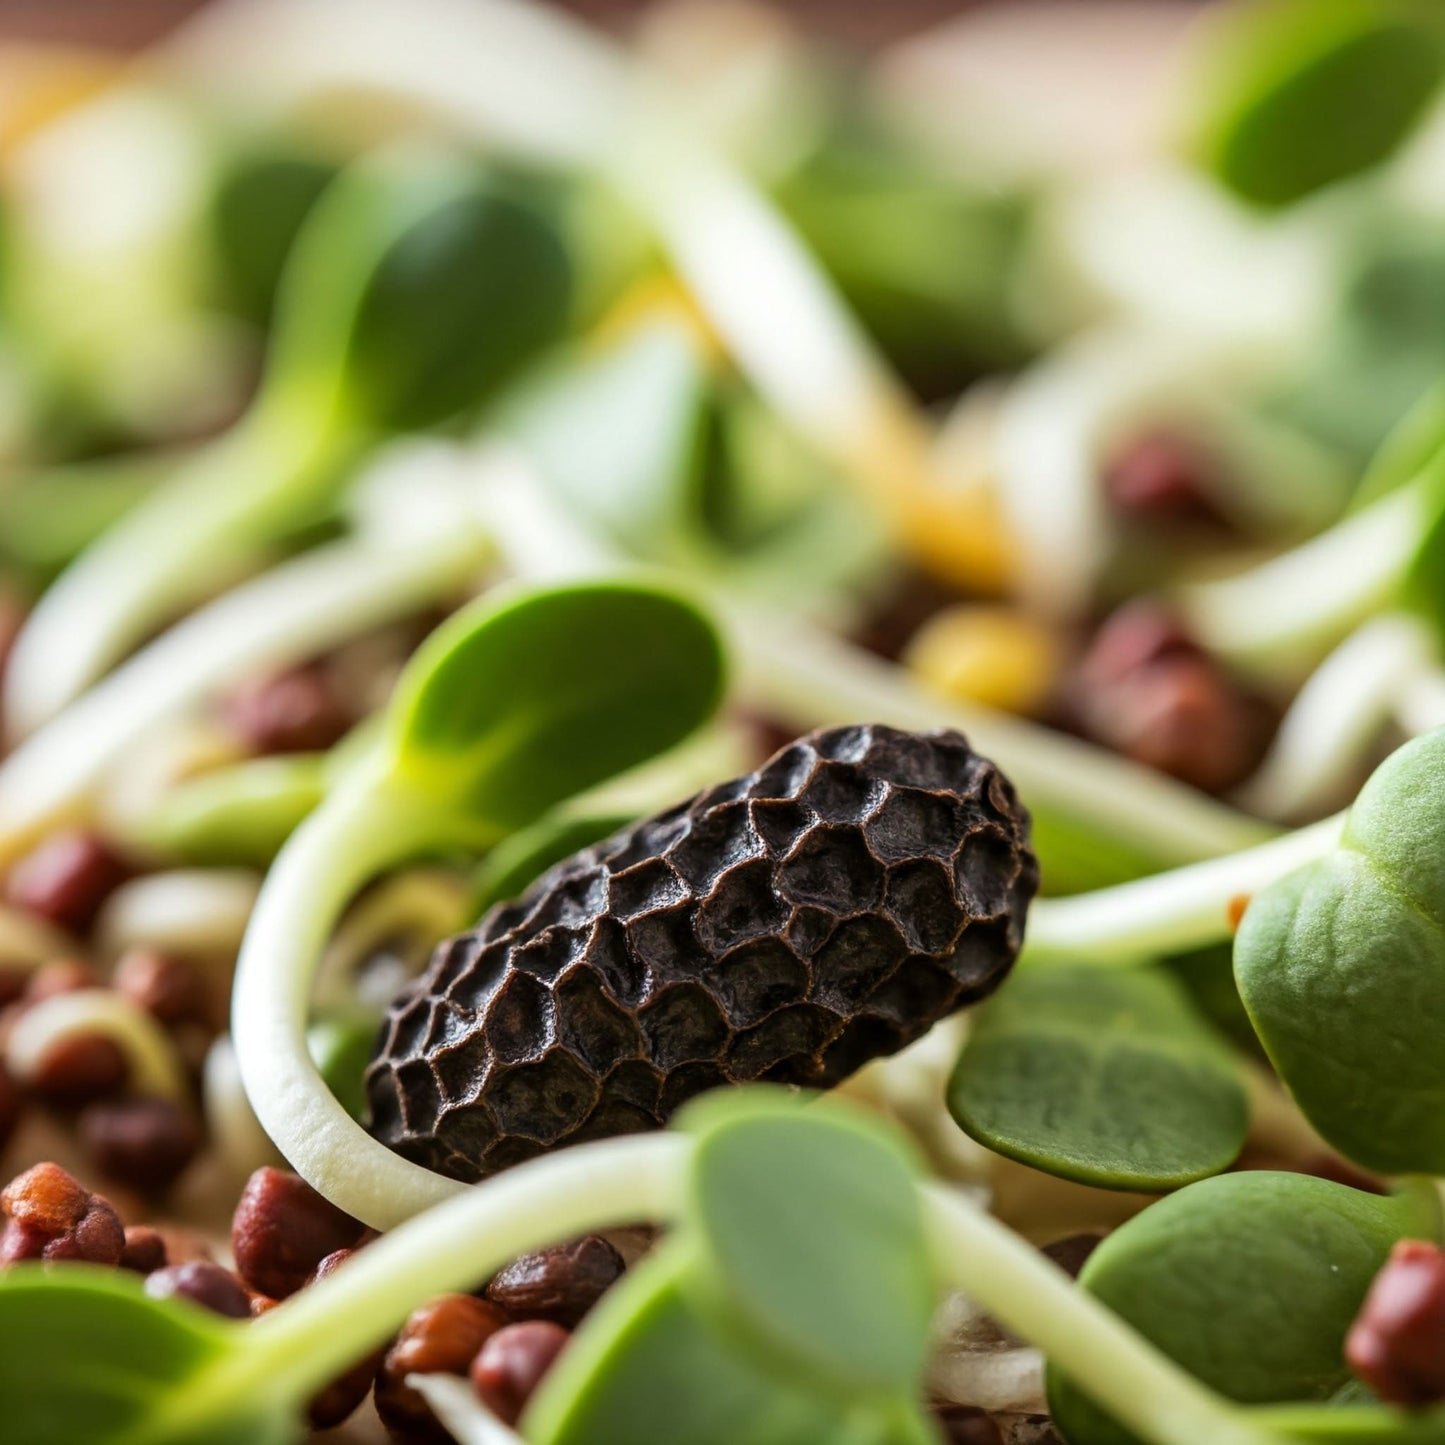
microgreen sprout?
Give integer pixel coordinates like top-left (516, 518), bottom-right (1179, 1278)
top-left (0, 442), bottom-right (493, 865)
top-left (4, 146), bottom-right (571, 735)
top-left (1235, 725), bottom-right (1445, 1174)
top-left (231, 577), bottom-right (726, 1226)
top-left (1179, 365), bottom-right (1445, 686)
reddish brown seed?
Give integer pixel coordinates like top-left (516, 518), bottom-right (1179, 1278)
top-left (231, 1166), bottom-right (365, 1299)
top-left (4, 831), bottom-right (130, 935)
top-left (1103, 432), bottom-right (1222, 524)
top-left (469, 1320), bottom-right (570, 1427)
top-left (1042, 1233), bottom-right (1104, 1279)
top-left (79, 1096), bottom-right (202, 1194)
top-left (119, 1225), bottom-right (168, 1275)
top-left (932, 1405), bottom-right (1005, 1445)
top-left (29, 1032), bottom-right (129, 1107)
top-left (0, 1062), bottom-right (20, 1151)
top-left (0, 1161), bottom-right (124, 1265)
top-left (0, 967), bottom-right (29, 1008)
top-left (113, 949), bottom-right (211, 1030)
top-left (1114, 656), bottom-right (1268, 795)
top-left (1076, 601), bottom-right (1197, 690)
top-left (220, 664), bottom-right (352, 756)
top-left (485, 1235), bottom-right (625, 1328)
top-left (1227, 894), bottom-right (1251, 933)
top-left (376, 1294), bottom-right (510, 1443)
top-left (1072, 606), bottom-right (1269, 795)
top-left (145, 1260), bottom-right (252, 1319)
top-left (1347, 1239), bottom-right (1445, 1405)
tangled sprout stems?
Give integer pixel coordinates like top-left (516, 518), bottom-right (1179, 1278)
top-left (0, 518), bottom-right (491, 865)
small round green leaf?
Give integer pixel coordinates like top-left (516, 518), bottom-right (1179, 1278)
top-left (525, 1242), bottom-right (928, 1445)
top-left (0, 1265), bottom-right (296, 1445)
top-left (1236, 728), bottom-right (1445, 1173)
top-left (344, 168), bottom-right (572, 431)
top-left (947, 966), bottom-right (1248, 1191)
top-left (1184, 0), bottom-right (1445, 208)
top-left (676, 1089), bottom-right (934, 1398)
top-left (1048, 1172), bottom-right (1439, 1445)
top-left (385, 579), bottom-right (726, 834)
top-left (265, 151), bottom-right (571, 435)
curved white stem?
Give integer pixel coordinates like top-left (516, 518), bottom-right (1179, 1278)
top-left (1023, 814), bottom-right (1343, 964)
top-left (230, 779), bottom-right (473, 1229)
top-left (1179, 485), bottom-right (1423, 681)
top-left (3, 411), bottom-right (339, 737)
top-left (5, 988), bottom-right (189, 1101)
top-left (0, 522), bottom-right (489, 865)
top-left (922, 1185), bottom-right (1274, 1445)
top-left (1235, 613), bottom-right (1434, 822)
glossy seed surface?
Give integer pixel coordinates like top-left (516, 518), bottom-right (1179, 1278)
top-left (367, 724), bottom-right (1038, 1179)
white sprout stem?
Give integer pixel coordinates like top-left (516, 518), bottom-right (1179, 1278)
top-left (1395, 666), bottom-right (1445, 737)
top-left (94, 869), bottom-right (263, 964)
top-left (991, 329), bottom-right (1226, 619)
top-left (230, 777), bottom-right (479, 1229)
top-left (0, 518), bottom-right (491, 865)
top-left (733, 605), bottom-right (1275, 866)
top-left (5, 988), bottom-right (189, 1100)
top-left (1234, 613), bottom-right (1434, 822)
top-left (407, 1376), bottom-right (525, 1445)
top-left (193, 1134), bottom-right (688, 1417)
top-left (3, 406), bottom-right (339, 738)
top-left (1178, 484), bottom-right (1424, 682)
top-left (921, 1185), bottom-right (1275, 1445)
top-left (1023, 814), bottom-right (1344, 965)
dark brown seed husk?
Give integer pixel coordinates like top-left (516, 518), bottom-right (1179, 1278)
top-left (368, 724), bottom-right (1037, 1181)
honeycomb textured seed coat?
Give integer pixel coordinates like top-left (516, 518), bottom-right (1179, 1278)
top-left (366, 725), bottom-right (1038, 1179)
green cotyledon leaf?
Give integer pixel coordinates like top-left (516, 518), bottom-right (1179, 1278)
top-left (1182, 0), bottom-right (1445, 208)
top-left (523, 1241), bottom-right (936, 1445)
top-left (677, 1088), bottom-right (935, 1399)
top-left (1235, 727), bottom-right (1445, 1174)
top-left (946, 965), bottom-right (1249, 1191)
top-left (1048, 1172), bottom-right (1441, 1445)
top-left (382, 578), bottom-right (726, 835)
top-left (0, 1265), bottom-right (298, 1445)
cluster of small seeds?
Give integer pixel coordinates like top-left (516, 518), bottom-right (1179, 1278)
top-left (0, 941), bottom-right (213, 1193)
top-left (0, 1155), bottom-right (622, 1437)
